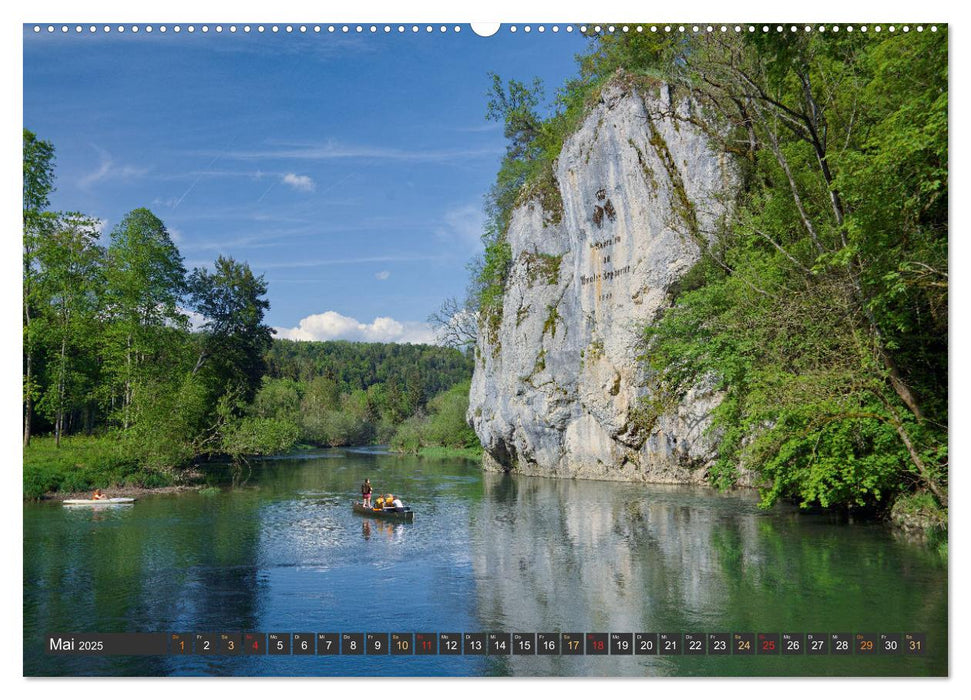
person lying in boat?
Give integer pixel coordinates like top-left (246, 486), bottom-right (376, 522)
top-left (92, 489), bottom-right (107, 500)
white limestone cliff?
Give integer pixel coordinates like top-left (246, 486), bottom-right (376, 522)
top-left (469, 79), bottom-right (742, 484)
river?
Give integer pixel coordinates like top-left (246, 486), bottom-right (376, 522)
top-left (23, 447), bottom-right (947, 676)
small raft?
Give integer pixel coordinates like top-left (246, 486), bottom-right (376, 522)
top-left (352, 501), bottom-right (414, 522)
top-left (63, 498), bottom-right (135, 507)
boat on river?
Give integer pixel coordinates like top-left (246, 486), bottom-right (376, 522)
top-left (352, 501), bottom-right (414, 522)
top-left (63, 498), bottom-right (135, 507)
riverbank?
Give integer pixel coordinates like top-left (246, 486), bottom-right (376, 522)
top-left (889, 492), bottom-right (948, 559)
top-left (415, 445), bottom-right (483, 460)
top-left (22, 435), bottom-right (214, 500)
top-left (25, 435), bottom-right (170, 499)
top-left (24, 434), bottom-right (486, 500)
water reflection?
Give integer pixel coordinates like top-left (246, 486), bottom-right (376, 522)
top-left (24, 451), bottom-right (946, 677)
top-left (468, 473), bottom-right (947, 676)
top-left (358, 519), bottom-right (406, 543)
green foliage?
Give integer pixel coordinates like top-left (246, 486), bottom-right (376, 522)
top-left (626, 29), bottom-right (948, 511)
top-left (220, 416), bottom-right (300, 460)
top-left (474, 74), bottom-right (556, 336)
top-left (416, 445), bottom-right (483, 460)
top-left (265, 338), bottom-right (472, 397)
top-left (298, 406), bottom-right (371, 447)
top-left (542, 304), bottom-right (561, 338)
top-left (23, 129), bottom-right (58, 448)
top-left (421, 381), bottom-right (479, 448)
top-left (475, 237), bottom-right (512, 344)
top-left (23, 129), bottom-right (56, 214)
top-left (102, 207), bottom-right (189, 428)
top-left (124, 373), bottom-right (212, 470)
top-left (105, 208), bottom-right (186, 329)
top-left (250, 377), bottom-right (303, 419)
top-left (524, 252), bottom-right (562, 286)
top-left (34, 212), bottom-right (105, 443)
top-left (390, 380), bottom-right (479, 453)
top-left (188, 256), bottom-right (273, 404)
top-left (486, 73), bottom-right (545, 162)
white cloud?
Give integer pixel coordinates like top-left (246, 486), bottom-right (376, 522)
top-left (282, 173), bottom-right (316, 192)
top-left (274, 311), bottom-right (437, 345)
top-left (375, 270), bottom-right (390, 280)
top-left (183, 309), bottom-right (208, 332)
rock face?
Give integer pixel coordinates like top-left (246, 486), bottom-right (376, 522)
top-left (468, 80), bottom-right (739, 484)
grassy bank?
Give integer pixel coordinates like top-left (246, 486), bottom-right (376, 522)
top-left (23, 435), bottom-right (177, 500)
top-left (416, 445), bottom-right (483, 460)
top-left (24, 433), bottom-right (483, 500)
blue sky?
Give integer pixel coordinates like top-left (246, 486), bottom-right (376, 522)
top-left (23, 25), bottom-right (587, 342)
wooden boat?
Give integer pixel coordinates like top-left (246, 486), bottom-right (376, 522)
top-left (352, 501), bottom-right (414, 522)
top-left (63, 497), bottom-right (135, 506)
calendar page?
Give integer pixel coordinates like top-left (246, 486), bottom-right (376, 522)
top-left (21, 14), bottom-right (949, 683)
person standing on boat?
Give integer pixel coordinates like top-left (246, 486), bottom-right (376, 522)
top-left (361, 479), bottom-right (373, 508)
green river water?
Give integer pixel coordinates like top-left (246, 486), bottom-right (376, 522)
top-left (23, 447), bottom-right (947, 676)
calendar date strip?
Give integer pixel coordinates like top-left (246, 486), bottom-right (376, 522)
top-left (46, 632), bottom-right (926, 657)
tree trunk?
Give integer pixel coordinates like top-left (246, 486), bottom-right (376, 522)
top-left (891, 413), bottom-right (947, 508)
top-left (23, 346), bottom-right (32, 448)
top-left (55, 335), bottom-right (67, 448)
top-left (124, 333), bottom-right (132, 430)
top-left (23, 298), bottom-right (33, 448)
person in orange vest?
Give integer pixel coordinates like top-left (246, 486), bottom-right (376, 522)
top-left (92, 489), bottom-right (107, 500)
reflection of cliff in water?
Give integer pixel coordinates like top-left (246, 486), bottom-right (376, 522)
top-left (467, 472), bottom-right (947, 676)
top-left (468, 473), bottom-right (766, 634)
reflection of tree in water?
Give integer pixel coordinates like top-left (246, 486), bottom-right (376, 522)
top-left (24, 490), bottom-right (270, 676)
top-left (708, 516), bottom-right (948, 637)
top-left (468, 473), bottom-right (947, 667)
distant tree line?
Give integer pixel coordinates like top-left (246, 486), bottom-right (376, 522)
top-left (253, 340), bottom-right (474, 447)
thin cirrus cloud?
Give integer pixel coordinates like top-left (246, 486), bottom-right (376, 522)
top-left (193, 140), bottom-right (502, 164)
top-left (435, 203), bottom-right (485, 252)
top-left (274, 310), bottom-right (437, 345)
top-left (79, 146), bottom-right (148, 189)
top-left (375, 270), bottom-right (391, 280)
top-left (281, 173), bottom-right (316, 192)
top-left (257, 254), bottom-right (445, 270)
